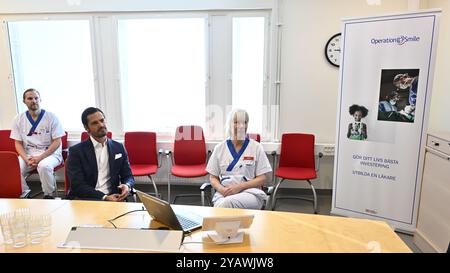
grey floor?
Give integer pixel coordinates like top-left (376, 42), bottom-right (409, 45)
top-left (27, 180), bottom-right (421, 253)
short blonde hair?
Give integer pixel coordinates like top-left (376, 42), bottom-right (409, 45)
top-left (225, 109), bottom-right (249, 138)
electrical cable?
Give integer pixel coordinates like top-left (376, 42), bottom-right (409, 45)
top-left (107, 206), bottom-right (146, 228)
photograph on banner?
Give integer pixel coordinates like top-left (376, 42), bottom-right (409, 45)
top-left (347, 104), bottom-right (369, 141)
top-left (378, 69), bottom-right (419, 123)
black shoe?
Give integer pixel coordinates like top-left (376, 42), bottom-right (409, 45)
top-left (20, 189), bottom-right (32, 199)
top-left (43, 195), bottom-right (55, 199)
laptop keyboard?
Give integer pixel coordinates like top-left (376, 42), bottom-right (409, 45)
top-left (176, 214), bottom-right (200, 230)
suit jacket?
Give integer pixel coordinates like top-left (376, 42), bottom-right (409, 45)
top-left (67, 138), bottom-right (135, 200)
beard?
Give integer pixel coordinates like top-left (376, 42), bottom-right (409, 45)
top-left (29, 104), bottom-right (39, 110)
top-left (93, 127), bottom-right (107, 138)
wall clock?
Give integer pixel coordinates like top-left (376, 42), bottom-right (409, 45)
top-left (325, 33), bottom-right (341, 67)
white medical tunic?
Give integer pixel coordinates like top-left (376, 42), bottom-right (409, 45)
top-left (206, 138), bottom-right (272, 205)
top-left (10, 110), bottom-right (65, 159)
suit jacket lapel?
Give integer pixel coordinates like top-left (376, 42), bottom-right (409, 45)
top-left (86, 139), bottom-right (98, 185)
top-left (107, 139), bottom-right (115, 175)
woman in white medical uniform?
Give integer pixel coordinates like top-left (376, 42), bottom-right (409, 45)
top-left (206, 109), bottom-right (272, 209)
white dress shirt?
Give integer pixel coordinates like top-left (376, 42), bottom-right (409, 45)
top-left (90, 136), bottom-right (111, 196)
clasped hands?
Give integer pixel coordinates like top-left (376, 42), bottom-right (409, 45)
top-left (219, 183), bottom-right (243, 197)
top-left (105, 184), bottom-right (130, 202)
top-left (26, 155), bottom-right (43, 167)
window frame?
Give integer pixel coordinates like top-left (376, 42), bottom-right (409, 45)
top-left (205, 10), bottom-right (273, 141)
top-left (2, 14), bottom-right (101, 136)
top-left (0, 9), bottom-right (278, 142)
top-left (112, 12), bottom-right (210, 140)
top-left (230, 12), bottom-right (271, 140)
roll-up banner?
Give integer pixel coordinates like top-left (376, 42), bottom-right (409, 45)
top-left (331, 10), bottom-right (441, 233)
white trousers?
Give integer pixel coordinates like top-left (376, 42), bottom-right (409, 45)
top-left (213, 191), bottom-right (265, 210)
top-left (19, 155), bottom-right (62, 196)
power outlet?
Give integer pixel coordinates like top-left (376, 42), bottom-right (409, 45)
top-left (322, 145), bottom-right (335, 156)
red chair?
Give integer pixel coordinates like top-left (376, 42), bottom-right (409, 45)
top-left (247, 133), bottom-right (261, 143)
top-left (124, 132), bottom-right (161, 198)
top-left (271, 133), bottom-right (322, 213)
top-left (168, 126), bottom-right (208, 204)
top-left (59, 131), bottom-right (68, 168)
top-left (64, 159), bottom-right (70, 197)
top-left (81, 131), bottom-right (112, 142)
top-left (247, 133), bottom-right (276, 206)
top-left (0, 130), bottom-right (17, 153)
top-left (0, 151), bottom-right (23, 198)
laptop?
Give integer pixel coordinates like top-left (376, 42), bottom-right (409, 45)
top-left (135, 190), bottom-right (202, 233)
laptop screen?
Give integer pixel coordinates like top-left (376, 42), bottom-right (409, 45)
top-left (135, 190), bottom-right (202, 233)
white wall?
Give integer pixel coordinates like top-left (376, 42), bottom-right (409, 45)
top-left (276, 0), bottom-right (411, 190)
top-left (0, 22), bottom-right (17, 129)
top-left (428, 0), bottom-right (450, 133)
top-left (279, 0), bottom-right (411, 144)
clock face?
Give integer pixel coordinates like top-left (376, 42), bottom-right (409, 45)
top-left (325, 33), bottom-right (341, 67)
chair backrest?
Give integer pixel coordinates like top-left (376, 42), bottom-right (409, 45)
top-left (81, 131), bottom-right (112, 142)
top-left (248, 133), bottom-right (261, 143)
top-left (0, 130), bottom-right (16, 153)
top-left (278, 133), bottom-right (315, 169)
top-left (124, 132), bottom-right (158, 165)
top-left (62, 131), bottom-right (68, 161)
top-left (174, 126), bottom-right (206, 166)
top-left (64, 159), bottom-right (70, 196)
top-left (0, 151), bottom-right (22, 198)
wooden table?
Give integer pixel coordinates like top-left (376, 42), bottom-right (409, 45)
top-left (0, 199), bottom-right (411, 253)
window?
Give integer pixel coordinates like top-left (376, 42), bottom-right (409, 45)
top-left (232, 16), bottom-right (267, 135)
top-left (2, 11), bottom-right (275, 140)
top-left (118, 17), bottom-right (207, 134)
top-left (8, 20), bottom-right (96, 131)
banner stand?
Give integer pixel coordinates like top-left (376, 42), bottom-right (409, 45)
top-left (331, 10), bottom-right (441, 233)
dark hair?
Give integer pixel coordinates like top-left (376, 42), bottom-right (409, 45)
top-left (23, 88), bottom-right (40, 100)
top-left (349, 104), bottom-right (369, 118)
top-left (81, 107), bottom-right (105, 126)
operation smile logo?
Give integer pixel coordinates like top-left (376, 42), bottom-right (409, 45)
top-left (370, 35), bottom-right (420, 46)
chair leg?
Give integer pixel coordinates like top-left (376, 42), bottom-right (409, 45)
top-left (265, 195), bottom-right (271, 211)
top-left (55, 179), bottom-right (62, 199)
top-left (201, 190), bottom-right (205, 206)
top-left (200, 183), bottom-right (214, 207)
top-left (210, 187), bottom-right (214, 205)
top-left (270, 178), bottom-right (318, 214)
top-left (149, 175), bottom-right (159, 198)
top-left (307, 180), bottom-right (318, 214)
top-left (167, 173), bottom-right (171, 203)
top-left (271, 178), bottom-right (284, 211)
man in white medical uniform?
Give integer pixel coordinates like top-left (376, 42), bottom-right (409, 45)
top-left (206, 109), bottom-right (272, 209)
top-left (10, 88), bottom-right (65, 199)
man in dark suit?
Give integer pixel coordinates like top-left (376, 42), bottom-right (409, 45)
top-left (67, 107), bottom-right (134, 201)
